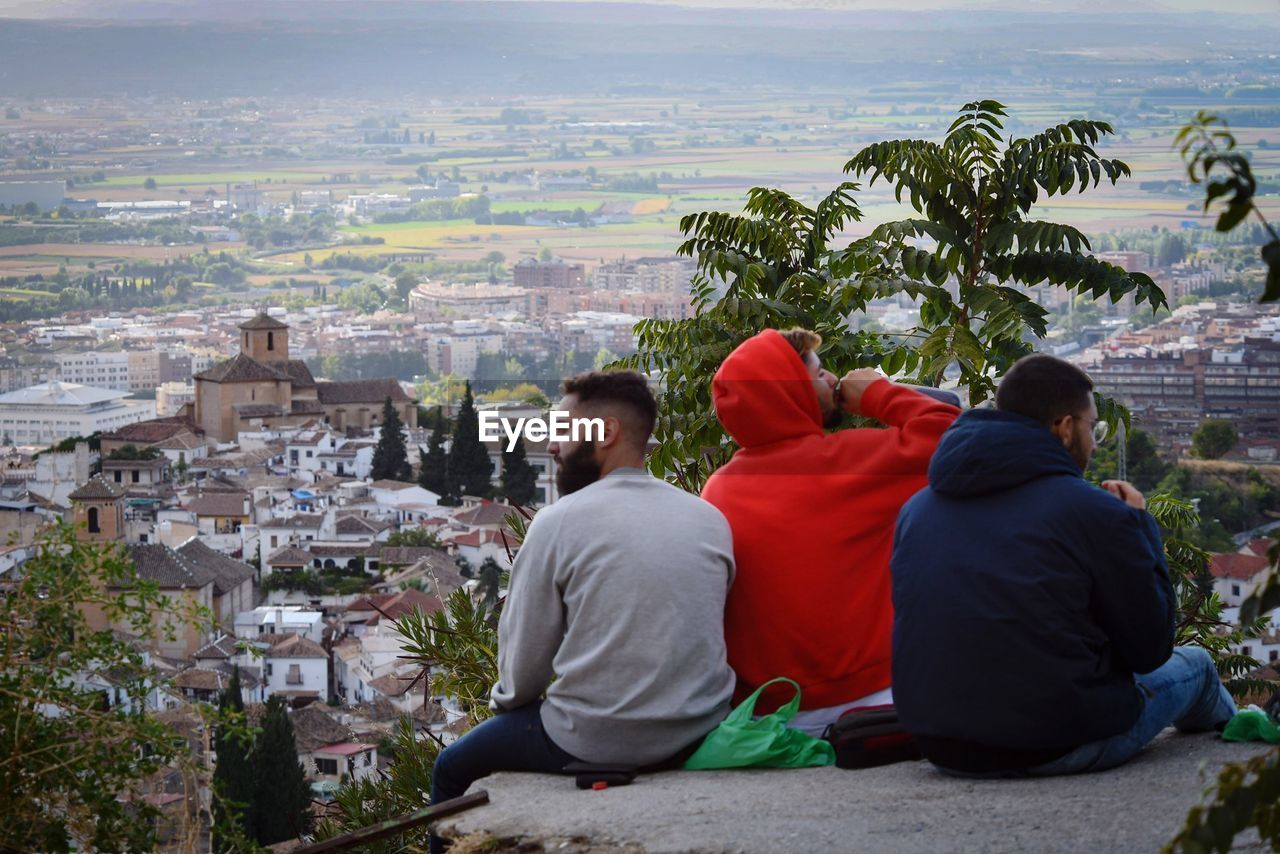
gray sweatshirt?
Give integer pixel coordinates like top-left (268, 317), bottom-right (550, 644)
top-left (491, 467), bottom-right (736, 765)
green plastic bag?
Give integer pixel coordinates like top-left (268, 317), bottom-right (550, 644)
top-left (684, 677), bottom-right (836, 769)
top-left (1222, 709), bottom-right (1280, 743)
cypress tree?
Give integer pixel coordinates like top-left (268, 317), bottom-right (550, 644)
top-left (476, 556), bottom-right (503, 610)
top-left (370, 397), bottom-right (413, 482)
top-left (447, 382), bottom-right (492, 502)
top-left (500, 437), bottom-right (538, 507)
top-left (418, 409), bottom-right (449, 498)
top-left (211, 668), bottom-right (255, 852)
top-left (251, 696), bottom-right (311, 846)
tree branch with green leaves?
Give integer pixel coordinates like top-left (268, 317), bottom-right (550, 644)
top-left (1176, 112), bottom-right (1280, 303)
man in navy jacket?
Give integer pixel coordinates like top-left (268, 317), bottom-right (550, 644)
top-left (891, 354), bottom-right (1235, 776)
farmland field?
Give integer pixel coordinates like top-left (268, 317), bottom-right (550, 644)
top-left (3, 82), bottom-right (1278, 291)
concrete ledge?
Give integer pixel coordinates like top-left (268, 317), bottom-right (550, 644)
top-left (439, 731), bottom-right (1273, 853)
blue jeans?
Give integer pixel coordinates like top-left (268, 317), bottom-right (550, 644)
top-left (941, 646), bottom-right (1237, 779)
top-left (429, 702), bottom-right (577, 853)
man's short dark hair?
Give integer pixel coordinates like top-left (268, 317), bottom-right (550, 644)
top-left (562, 370), bottom-right (658, 448)
top-left (995, 354), bottom-right (1094, 427)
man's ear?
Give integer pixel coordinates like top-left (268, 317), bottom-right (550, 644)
top-left (597, 415), bottom-right (623, 450)
top-left (1050, 415), bottom-right (1073, 447)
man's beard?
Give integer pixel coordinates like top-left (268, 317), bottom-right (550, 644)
top-left (555, 442), bottom-right (603, 496)
top-left (1066, 433), bottom-right (1090, 472)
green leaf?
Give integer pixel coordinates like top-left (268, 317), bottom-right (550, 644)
top-left (1262, 240), bottom-right (1280, 303)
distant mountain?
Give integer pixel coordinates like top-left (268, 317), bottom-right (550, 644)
top-left (1, 0), bottom-right (1275, 19)
top-left (0, 2), bottom-right (1269, 98)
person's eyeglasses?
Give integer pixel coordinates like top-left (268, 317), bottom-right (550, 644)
top-left (1090, 418), bottom-right (1111, 445)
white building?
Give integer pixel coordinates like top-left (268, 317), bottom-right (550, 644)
top-left (262, 633), bottom-right (330, 703)
top-left (234, 605), bottom-right (326, 643)
top-left (55, 352), bottom-right (132, 391)
top-left (0, 382), bottom-right (155, 446)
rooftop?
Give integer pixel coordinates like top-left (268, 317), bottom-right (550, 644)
top-left (316, 378), bottom-right (411, 405)
top-left (239, 312), bottom-right (289, 331)
top-left (0, 381), bottom-right (125, 407)
top-left (315, 741), bottom-right (376, 757)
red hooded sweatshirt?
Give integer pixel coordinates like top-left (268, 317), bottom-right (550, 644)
top-left (701, 330), bottom-right (960, 712)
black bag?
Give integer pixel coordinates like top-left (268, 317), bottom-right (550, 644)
top-left (822, 704), bottom-right (922, 769)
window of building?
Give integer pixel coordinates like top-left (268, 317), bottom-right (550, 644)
top-left (1232, 584), bottom-right (1241, 597)
top-left (1243, 645), bottom-right (1253, 657)
top-left (315, 758), bottom-right (338, 776)
top-left (1271, 650), bottom-right (1278, 663)
top-left (131, 470), bottom-right (139, 484)
top-left (87, 507), bottom-right (100, 534)
top-left (265, 663), bottom-right (273, 676)
top-left (267, 331), bottom-right (275, 351)
top-left (287, 664), bottom-right (302, 685)
top-left (271, 536), bottom-right (278, 548)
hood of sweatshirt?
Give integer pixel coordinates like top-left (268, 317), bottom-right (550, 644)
top-left (927, 408), bottom-right (1081, 498)
top-left (712, 330), bottom-right (823, 449)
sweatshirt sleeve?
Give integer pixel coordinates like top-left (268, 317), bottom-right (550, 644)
top-left (845, 379), bottom-right (961, 471)
top-left (490, 508), bottom-right (567, 713)
top-left (1087, 506), bottom-right (1175, 675)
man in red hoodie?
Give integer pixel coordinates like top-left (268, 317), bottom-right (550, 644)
top-left (701, 328), bottom-right (960, 735)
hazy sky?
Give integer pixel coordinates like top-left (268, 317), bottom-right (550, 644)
top-left (0, 0), bottom-right (1275, 14)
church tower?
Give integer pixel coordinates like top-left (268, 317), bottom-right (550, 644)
top-left (68, 475), bottom-right (127, 543)
top-left (238, 313), bottom-right (290, 364)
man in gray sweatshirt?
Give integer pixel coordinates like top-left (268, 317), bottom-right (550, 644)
top-left (429, 370), bottom-right (735, 843)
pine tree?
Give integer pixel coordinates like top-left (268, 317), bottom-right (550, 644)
top-left (418, 409), bottom-right (448, 499)
top-left (212, 668), bottom-right (255, 852)
top-left (447, 382), bottom-right (492, 502)
top-left (500, 437), bottom-right (538, 507)
top-left (370, 397), bottom-right (412, 482)
top-left (251, 696), bottom-right (311, 846)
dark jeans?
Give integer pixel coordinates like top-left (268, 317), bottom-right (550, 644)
top-left (429, 702), bottom-right (578, 853)
top-left (935, 646), bottom-right (1237, 779)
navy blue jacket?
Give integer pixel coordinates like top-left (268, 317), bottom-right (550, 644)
top-left (891, 408), bottom-right (1175, 753)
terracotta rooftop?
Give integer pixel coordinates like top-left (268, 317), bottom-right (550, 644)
top-left (1210, 552), bottom-right (1270, 581)
top-left (268, 634), bottom-right (329, 660)
top-left (173, 668), bottom-right (231, 692)
top-left (347, 588), bottom-right (444, 625)
top-left (185, 492), bottom-right (249, 518)
top-left (315, 741), bottom-right (377, 757)
top-left (195, 352), bottom-right (283, 384)
top-left (268, 545), bottom-right (314, 566)
top-left (447, 529), bottom-right (505, 548)
top-left (238, 312), bottom-right (289, 331)
top-left (176, 539), bottom-right (255, 596)
top-left (194, 635), bottom-right (240, 660)
top-left (316, 378), bottom-right (411, 405)
top-left (126, 543), bottom-right (218, 590)
top-left (277, 360), bottom-right (317, 389)
top-left (452, 500), bottom-right (516, 528)
top-left (367, 671), bottom-right (425, 699)
top-left (336, 515), bottom-right (392, 535)
top-left (290, 704), bottom-right (352, 754)
top-left (68, 475), bottom-right (127, 502)
top-left (100, 418), bottom-right (201, 444)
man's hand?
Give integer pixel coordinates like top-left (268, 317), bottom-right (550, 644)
top-left (1102, 480), bottom-right (1146, 510)
top-left (836, 369), bottom-right (884, 416)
